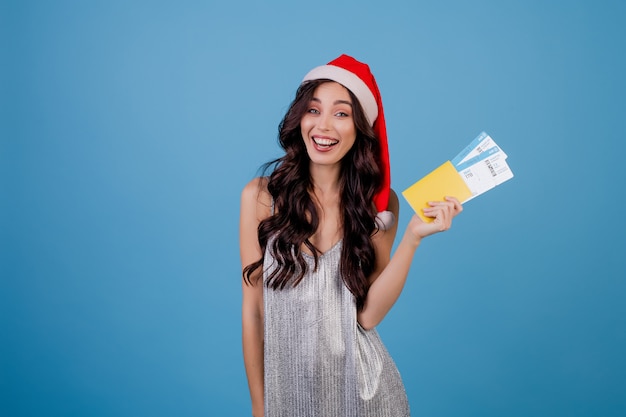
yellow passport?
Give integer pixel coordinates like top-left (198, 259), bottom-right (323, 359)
top-left (402, 160), bottom-right (472, 222)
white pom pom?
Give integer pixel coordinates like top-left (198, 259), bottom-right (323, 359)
top-left (375, 210), bottom-right (395, 231)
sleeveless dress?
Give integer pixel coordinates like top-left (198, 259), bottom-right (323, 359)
top-left (263, 240), bottom-right (410, 417)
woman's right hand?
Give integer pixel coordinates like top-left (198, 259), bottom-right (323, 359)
top-left (241, 178), bottom-right (269, 417)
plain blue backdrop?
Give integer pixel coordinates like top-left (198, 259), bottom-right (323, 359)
top-left (2, 0), bottom-right (625, 416)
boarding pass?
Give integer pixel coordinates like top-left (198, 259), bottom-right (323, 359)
top-left (453, 132), bottom-right (514, 202)
top-left (401, 132), bottom-right (514, 221)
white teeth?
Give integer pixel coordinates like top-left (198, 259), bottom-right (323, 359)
top-left (313, 137), bottom-right (338, 146)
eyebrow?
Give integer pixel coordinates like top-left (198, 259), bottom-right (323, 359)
top-left (310, 97), bottom-right (353, 107)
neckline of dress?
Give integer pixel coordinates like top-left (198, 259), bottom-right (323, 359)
top-left (301, 239), bottom-right (343, 259)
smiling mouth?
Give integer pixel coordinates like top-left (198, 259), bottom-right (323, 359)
top-left (312, 136), bottom-right (339, 149)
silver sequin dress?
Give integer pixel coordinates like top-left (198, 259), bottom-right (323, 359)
top-left (263, 240), bottom-right (410, 417)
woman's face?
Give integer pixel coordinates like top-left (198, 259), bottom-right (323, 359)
top-left (300, 81), bottom-right (357, 169)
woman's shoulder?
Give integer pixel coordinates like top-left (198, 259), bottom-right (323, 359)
top-left (241, 177), bottom-right (272, 220)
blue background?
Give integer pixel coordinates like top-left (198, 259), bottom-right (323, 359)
top-left (2, 1), bottom-right (625, 416)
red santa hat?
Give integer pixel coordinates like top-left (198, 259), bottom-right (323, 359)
top-left (302, 54), bottom-right (394, 230)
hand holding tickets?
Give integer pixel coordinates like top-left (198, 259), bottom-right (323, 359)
top-left (402, 132), bottom-right (514, 222)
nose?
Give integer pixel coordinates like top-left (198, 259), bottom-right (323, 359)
top-left (317, 113), bottom-right (331, 131)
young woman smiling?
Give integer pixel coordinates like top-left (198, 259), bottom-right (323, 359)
top-left (240, 54), bottom-right (462, 417)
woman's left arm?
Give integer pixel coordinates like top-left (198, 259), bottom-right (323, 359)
top-left (356, 190), bottom-right (463, 330)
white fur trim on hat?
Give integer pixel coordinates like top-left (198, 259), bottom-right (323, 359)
top-left (375, 210), bottom-right (395, 231)
top-left (302, 65), bottom-right (378, 126)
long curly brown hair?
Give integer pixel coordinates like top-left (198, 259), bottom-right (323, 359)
top-left (243, 79), bottom-right (383, 310)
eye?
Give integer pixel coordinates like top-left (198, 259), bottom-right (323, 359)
top-left (307, 108), bottom-right (320, 114)
top-left (335, 111), bottom-right (350, 117)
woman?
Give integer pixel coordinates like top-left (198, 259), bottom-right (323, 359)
top-left (240, 54), bottom-right (462, 417)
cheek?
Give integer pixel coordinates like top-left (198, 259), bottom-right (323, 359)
top-left (300, 116), bottom-right (313, 133)
top-left (345, 138), bottom-right (357, 151)
top-left (341, 124), bottom-right (357, 142)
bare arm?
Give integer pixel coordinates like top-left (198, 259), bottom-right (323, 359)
top-left (357, 190), bottom-right (462, 330)
top-left (240, 178), bottom-right (270, 417)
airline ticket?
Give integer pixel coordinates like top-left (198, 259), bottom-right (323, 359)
top-left (453, 132), bottom-right (514, 202)
top-left (402, 131), bottom-right (514, 220)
